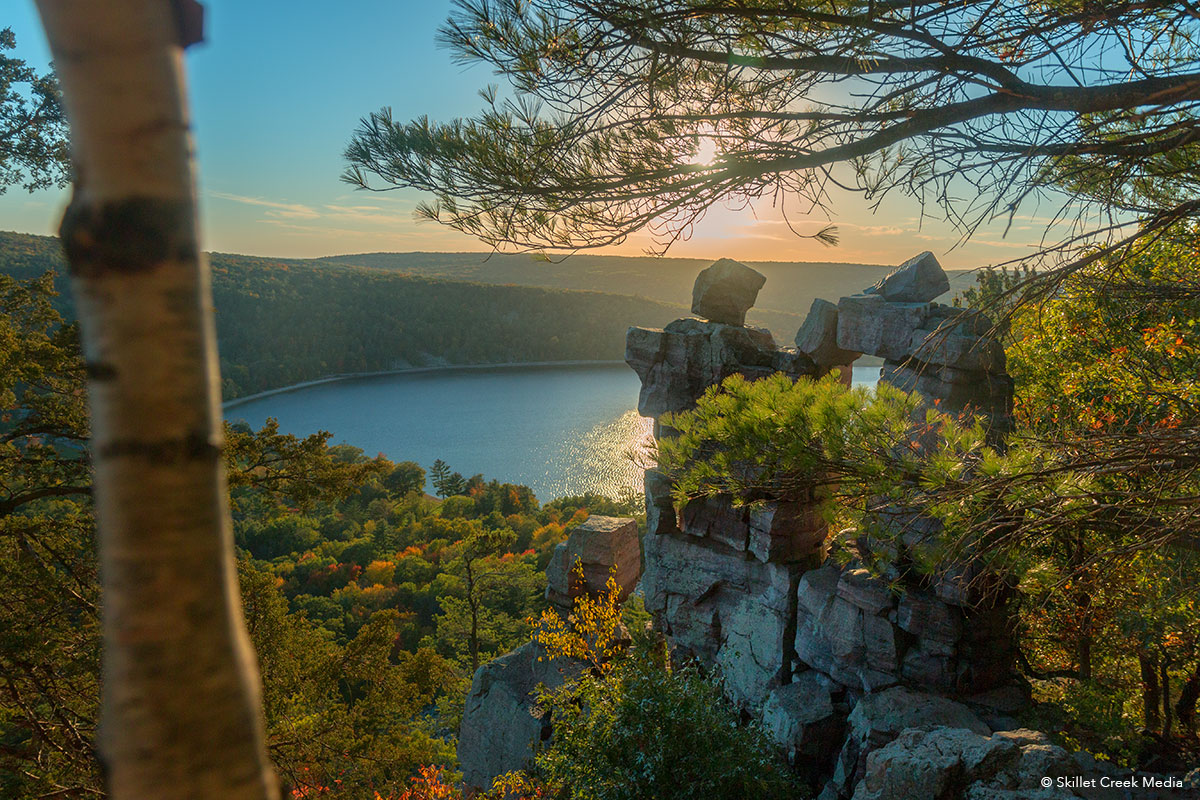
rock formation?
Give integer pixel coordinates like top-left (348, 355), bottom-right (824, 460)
top-left (691, 257), bottom-right (767, 325)
top-left (831, 252), bottom-right (1012, 425)
top-left (544, 515), bottom-right (640, 609)
top-left (457, 515), bottom-right (641, 790)
top-left (625, 256), bottom-right (1036, 795)
top-left (457, 639), bottom-right (581, 790)
top-left (795, 298), bottom-right (861, 370)
top-left (458, 255), bottom-right (1188, 800)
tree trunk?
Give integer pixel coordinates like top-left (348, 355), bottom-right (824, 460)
top-left (1161, 658), bottom-right (1172, 739)
top-left (466, 559), bottom-right (481, 673)
top-left (33, 2), bottom-right (278, 798)
top-left (1140, 650), bottom-right (1161, 733)
top-left (1176, 663), bottom-right (1199, 737)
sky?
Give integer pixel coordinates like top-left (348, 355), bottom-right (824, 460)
top-left (2, 1), bottom-right (1068, 268)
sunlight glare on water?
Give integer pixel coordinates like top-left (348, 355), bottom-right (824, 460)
top-left (538, 409), bottom-right (655, 501)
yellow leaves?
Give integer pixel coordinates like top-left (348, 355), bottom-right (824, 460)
top-left (534, 561), bottom-right (624, 673)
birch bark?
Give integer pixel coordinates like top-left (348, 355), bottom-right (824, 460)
top-left (33, 2), bottom-right (278, 797)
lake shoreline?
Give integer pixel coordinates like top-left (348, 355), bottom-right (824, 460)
top-left (222, 359), bottom-right (630, 411)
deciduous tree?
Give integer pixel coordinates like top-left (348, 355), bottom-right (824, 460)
top-left (0, 26), bottom-right (68, 193)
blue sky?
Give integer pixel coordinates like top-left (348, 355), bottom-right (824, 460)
top-left (1, 1), bottom-right (1063, 267)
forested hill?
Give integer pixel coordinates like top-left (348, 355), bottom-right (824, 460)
top-left (0, 231), bottom-right (691, 399)
top-left (319, 250), bottom-right (979, 317)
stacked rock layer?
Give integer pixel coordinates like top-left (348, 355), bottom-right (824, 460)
top-left (626, 256), bottom-right (1023, 789)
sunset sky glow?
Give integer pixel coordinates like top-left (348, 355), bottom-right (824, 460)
top-left (3, 0), bottom-right (1082, 269)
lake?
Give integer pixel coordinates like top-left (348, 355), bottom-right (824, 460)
top-left (225, 363), bottom-right (881, 502)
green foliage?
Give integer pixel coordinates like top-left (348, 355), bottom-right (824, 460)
top-left (226, 418), bottom-right (388, 511)
top-left (240, 560), bottom-right (456, 798)
top-left (533, 643), bottom-right (803, 800)
top-left (385, 461), bottom-right (427, 496)
top-left (0, 270), bottom-right (654, 796)
top-left (0, 271), bottom-right (97, 798)
top-left (431, 459), bottom-right (468, 498)
top-left (520, 569), bottom-right (801, 799)
top-left (656, 370), bottom-right (930, 510)
top-left (1008, 231), bottom-right (1200, 434)
top-left (0, 28), bottom-right (68, 193)
top-left (997, 231), bottom-right (1200, 759)
top-left (656, 239), bottom-right (1200, 763)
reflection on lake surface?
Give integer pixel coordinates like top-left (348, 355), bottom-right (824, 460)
top-left (225, 363), bottom-right (881, 502)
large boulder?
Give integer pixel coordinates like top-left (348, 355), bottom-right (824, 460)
top-left (749, 499), bottom-right (828, 563)
top-left (796, 298), bottom-right (862, 368)
top-left (828, 686), bottom-right (991, 797)
top-left (762, 671), bottom-right (847, 773)
top-left (908, 318), bottom-right (1006, 374)
top-left (691, 258), bottom-right (767, 325)
top-left (850, 726), bottom-right (1021, 800)
top-left (866, 251), bottom-right (950, 303)
top-left (545, 515), bottom-right (641, 609)
top-left (458, 640), bottom-right (583, 790)
top-left (794, 564), bottom-right (900, 692)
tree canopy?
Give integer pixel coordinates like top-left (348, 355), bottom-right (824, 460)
top-left (344, 0), bottom-right (1200, 261)
top-left (0, 27), bottom-right (68, 194)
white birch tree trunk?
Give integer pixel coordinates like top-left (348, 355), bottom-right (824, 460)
top-left (33, 2), bottom-right (278, 797)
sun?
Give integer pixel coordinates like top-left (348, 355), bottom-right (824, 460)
top-left (688, 135), bottom-right (720, 167)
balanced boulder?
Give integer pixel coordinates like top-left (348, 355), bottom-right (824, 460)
top-left (691, 258), bottom-right (767, 325)
top-left (866, 251), bottom-right (950, 303)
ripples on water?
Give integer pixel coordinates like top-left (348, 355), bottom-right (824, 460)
top-left (225, 363), bottom-right (880, 502)
top-left (541, 409), bottom-right (655, 501)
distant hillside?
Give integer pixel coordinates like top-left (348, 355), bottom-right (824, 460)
top-left (320, 251), bottom-right (979, 329)
top-left (0, 232), bottom-right (689, 398)
top-left (1, 232), bottom-right (983, 398)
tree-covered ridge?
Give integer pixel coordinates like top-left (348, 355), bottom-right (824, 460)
top-left (0, 231), bottom-right (689, 398)
top-left (317, 250), bottom-right (977, 337)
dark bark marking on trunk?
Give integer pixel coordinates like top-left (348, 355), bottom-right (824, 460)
top-left (85, 361), bottom-right (118, 380)
top-left (171, 0), bottom-right (206, 48)
top-left (60, 197), bottom-right (196, 278)
top-left (99, 431), bottom-right (221, 463)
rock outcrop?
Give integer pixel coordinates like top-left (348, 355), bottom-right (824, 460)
top-left (834, 252), bottom-right (1012, 426)
top-left (459, 515), bottom-right (642, 790)
top-left (865, 250), bottom-right (951, 303)
top-left (626, 317), bottom-right (815, 419)
top-left (793, 561), bottom-right (1017, 696)
top-left (458, 640), bottom-right (581, 790)
top-left (796, 298), bottom-right (862, 369)
top-left (843, 723), bottom-right (1186, 800)
top-left (623, 257), bottom-right (1042, 795)
top-left (627, 257), bottom-right (1018, 711)
top-left (544, 515), bottom-right (640, 609)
